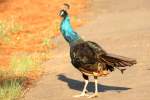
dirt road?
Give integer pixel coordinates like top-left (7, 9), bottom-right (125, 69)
top-left (24, 0), bottom-right (150, 100)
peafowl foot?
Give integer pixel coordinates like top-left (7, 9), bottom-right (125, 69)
top-left (73, 92), bottom-right (89, 98)
top-left (87, 93), bottom-right (98, 98)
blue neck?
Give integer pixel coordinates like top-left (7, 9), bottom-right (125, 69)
top-left (60, 15), bottom-right (81, 44)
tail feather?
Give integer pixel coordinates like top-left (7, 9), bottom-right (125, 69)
top-left (101, 53), bottom-right (137, 73)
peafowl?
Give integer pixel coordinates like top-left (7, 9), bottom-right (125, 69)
top-left (59, 4), bottom-right (137, 98)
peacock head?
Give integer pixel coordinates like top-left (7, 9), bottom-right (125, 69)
top-left (59, 9), bottom-right (68, 18)
top-left (59, 3), bottom-right (70, 18)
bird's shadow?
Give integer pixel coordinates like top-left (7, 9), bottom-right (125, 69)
top-left (57, 74), bottom-right (131, 93)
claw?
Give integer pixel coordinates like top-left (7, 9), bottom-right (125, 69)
top-left (88, 93), bottom-right (98, 98)
top-left (73, 93), bottom-right (89, 98)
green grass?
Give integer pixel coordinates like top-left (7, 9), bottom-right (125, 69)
top-left (0, 21), bottom-right (10, 44)
top-left (0, 69), bottom-right (27, 100)
top-left (7, 17), bottom-right (23, 34)
top-left (0, 19), bottom-right (23, 44)
top-left (0, 52), bottom-right (50, 100)
top-left (0, 52), bottom-right (42, 100)
top-left (42, 38), bottom-right (51, 47)
top-left (0, 21), bottom-right (6, 37)
top-left (10, 52), bottom-right (39, 76)
top-left (0, 18), bottom-right (48, 100)
top-left (0, 19), bottom-right (24, 100)
top-left (0, 79), bottom-right (22, 100)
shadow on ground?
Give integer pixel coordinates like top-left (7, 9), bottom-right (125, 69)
top-left (57, 74), bottom-right (131, 93)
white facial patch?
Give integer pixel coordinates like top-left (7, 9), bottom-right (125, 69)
top-left (60, 11), bottom-right (64, 16)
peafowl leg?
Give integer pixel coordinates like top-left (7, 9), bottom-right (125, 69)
top-left (73, 74), bottom-right (89, 97)
top-left (88, 76), bottom-right (98, 98)
top-left (73, 80), bottom-right (89, 97)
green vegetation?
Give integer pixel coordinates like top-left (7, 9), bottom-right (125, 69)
top-left (0, 16), bottom-right (52, 100)
top-left (0, 19), bottom-right (23, 44)
top-left (0, 79), bottom-right (22, 100)
top-left (0, 21), bottom-right (10, 44)
top-left (10, 53), bottom-right (38, 76)
top-left (0, 52), bottom-right (43, 100)
top-left (0, 21), bottom-right (6, 37)
top-left (0, 69), bottom-right (27, 100)
top-left (42, 38), bottom-right (51, 47)
top-left (10, 22), bottom-right (23, 33)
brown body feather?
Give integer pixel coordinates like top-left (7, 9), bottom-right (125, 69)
top-left (70, 40), bottom-right (137, 76)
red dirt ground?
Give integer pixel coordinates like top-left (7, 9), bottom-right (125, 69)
top-left (0, 0), bottom-right (90, 68)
